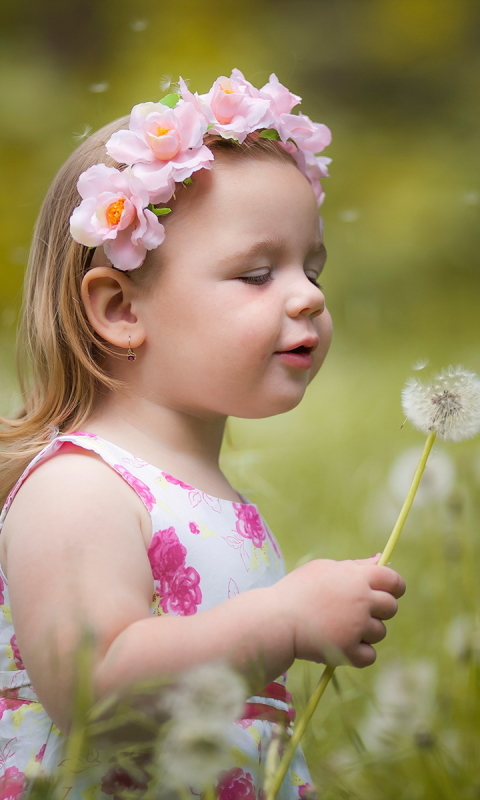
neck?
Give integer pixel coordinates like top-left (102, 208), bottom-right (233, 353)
top-left (83, 391), bottom-right (227, 471)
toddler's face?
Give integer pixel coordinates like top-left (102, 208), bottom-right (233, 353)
top-left (137, 157), bottom-right (332, 420)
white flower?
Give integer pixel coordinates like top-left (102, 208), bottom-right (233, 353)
top-left (402, 365), bottom-right (480, 442)
top-left (164, 662), bottom-right (246, 724)
top-left (359, 660), bottom-right (436, 753)
top-left (159, 718), bottom-right (233, 787)
top-left (388, 445), bottom-right (455, 507)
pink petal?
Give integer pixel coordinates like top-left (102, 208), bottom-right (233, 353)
top-left (70, 197), bottom-right (105, 246)
top-left (104, 227), bottom-right (147, 271)
top-left (131, 161), bottom-right (176, 204)
top-left (106, 129), bottom-right (154, 165)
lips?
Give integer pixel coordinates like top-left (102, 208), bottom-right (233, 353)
top-left (275, 337), bottom-right (319, 355)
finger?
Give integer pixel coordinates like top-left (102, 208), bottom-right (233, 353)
top-left (354, 554), bottom-right (382, 566)
top-left (370, 590), bottom-right (398, 620)
top-left (361, 619), bottom-right (387, 645)
top-left (368, 566), bottom-right (406, 599)
top-left (349, 643), bottom-right (377, 669)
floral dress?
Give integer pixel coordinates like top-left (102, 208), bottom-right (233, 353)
top-left (0, 433), bottom-right (312, 799)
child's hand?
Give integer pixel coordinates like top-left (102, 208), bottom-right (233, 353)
top-left (270, 556), bottom-right (405, 668)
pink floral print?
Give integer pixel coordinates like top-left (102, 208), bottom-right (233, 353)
top-left (162, 473), bottom-right (195, 491)
top-left (0, 766), bottom-right (27, 800)
top-left (189, 522), bottom-right (200, 534)
top-left (0, 691), bottom-right (29, 722)
top-left (148, 527), bottom-right (187, 582)
top-left (0, 432), bottom-right (309, 798)
top-left (216, 768), bottom-right (256, 800)
top-left (233, 504), bottom-right (266, 548)
top-left (35, 745), bottom-right (46, 763)
top-left (159, 566), bottom-right (202, 615)
top-left (113, 465), bottom-right (156, 511)
top-left (9, 638), bottom-right (24, 672)
top-left (147, 527), bottom-right (202, 616)
top-left (162, 472), bottom-right (222, 512)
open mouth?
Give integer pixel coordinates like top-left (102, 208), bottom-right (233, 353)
top-left (285, 345), bottom-right (312, 354)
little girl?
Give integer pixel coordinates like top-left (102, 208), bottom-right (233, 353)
top-left (0, 70), bottom-right (405, 798)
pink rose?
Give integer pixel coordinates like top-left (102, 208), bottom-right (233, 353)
top-left (147, 527), bottom-right (187, 583)
top-left (189, 522), bottom-right (200, 534)
top-left (0, 576), bottom-right (4, 606)
top-left (70, 164), bottom-right (166, 271)
top-left (216, 768), bottom-right (256, 800)
top-left (113, 465), bottom-right (156, 511)
top-left (233, 504), bottom-right (266, 549)
top-left (259, 73), bottom-right (301, 116)
top-left (201, 70), bottom-right (272, 142)
top-left (159, 566), bottom-right (202, 616)
top-left (276, 112), bottom-right (331, 154)
top-left (10, 635), bottom-right (24, 670)
top-left (106, 100), bottom-right (214, 203)
top-left (0, 767), bottom-right (28, 800)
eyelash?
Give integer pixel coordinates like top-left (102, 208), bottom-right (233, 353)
top-left (239, 273), bottom-right (323, 289)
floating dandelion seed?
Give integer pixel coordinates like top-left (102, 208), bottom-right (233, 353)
top-left (130, 19), bottom-right (148, 31)
top-left (402, 366), bottom-right (480, 442)
top-left (338, 209), bottom-right (359, 222)
top-left (160, 718), bottom-right (233, 787)
top-left (412, 358), bottom-right (429, 371)
top-left (88, 82), bottom-right (109, 93)
top-left (73, 124), bottom-right (92, 142)
top-left (159, 74), bottom-right (173, 92)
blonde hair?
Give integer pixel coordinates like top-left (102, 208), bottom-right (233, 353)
top-left (0, 121), bottom-right (297, 506)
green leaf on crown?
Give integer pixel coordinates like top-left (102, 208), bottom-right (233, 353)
top-left (183, 177), bottom-right (193, 185)
top-left (259, 129), bottom-right (280, 140)
top-left (148, 204), bottom-right (172, 216)
top-left (159, 93), bottom-right (181, 108)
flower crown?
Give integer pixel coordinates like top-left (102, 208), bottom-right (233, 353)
top-left (70, 69), bottom-right (332, 271)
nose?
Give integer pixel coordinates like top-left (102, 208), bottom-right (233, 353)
top-left (285, 276), bottom-right (325, 320)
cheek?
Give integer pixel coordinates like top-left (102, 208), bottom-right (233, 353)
top-left (310, 309), bottom-right (333, 380)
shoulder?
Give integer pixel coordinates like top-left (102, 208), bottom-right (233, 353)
top-left (1, 442), bottom-right (152, 562)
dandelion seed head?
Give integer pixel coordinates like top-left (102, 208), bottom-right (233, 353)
top-left (164, 662), bottom-right (246, 723)
top-left (402, 365), bottom-right (480, 442)
top-left (160, 718), bottom-right (232, 786)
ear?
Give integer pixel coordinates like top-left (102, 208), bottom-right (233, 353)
top-left (80, 266), bottom-right (146, 349)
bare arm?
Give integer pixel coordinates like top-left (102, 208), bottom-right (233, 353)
top-left (3, 448), bottom-right (405, 734)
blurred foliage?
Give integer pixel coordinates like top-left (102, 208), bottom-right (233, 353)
top-left (1, 0), bottom-right (480, 796)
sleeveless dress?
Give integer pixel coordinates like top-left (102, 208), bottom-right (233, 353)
top-left (0, 433), bottom-right (312, 799)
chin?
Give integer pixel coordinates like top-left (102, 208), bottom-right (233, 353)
top-left (233, 389), bottom-right (307, 420)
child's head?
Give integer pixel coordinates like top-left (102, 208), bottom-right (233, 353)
top-left (0, 71), bottom-right (332, 498)
top-left (82, 140), bottom-right (332, 420)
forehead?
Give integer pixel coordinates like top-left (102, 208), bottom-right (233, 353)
top-left (163, 157), bottom-right (322, 261)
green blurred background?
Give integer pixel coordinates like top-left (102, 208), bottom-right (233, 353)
top-left (1, 0), bottom-right (480, 796)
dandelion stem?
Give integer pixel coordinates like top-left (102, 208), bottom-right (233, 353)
top-left (267, 431), bottom-right (437, 800)
top-left (265, 664), bottom-right (335, 800)
top-left (378, 431), bottom-right (436, 566)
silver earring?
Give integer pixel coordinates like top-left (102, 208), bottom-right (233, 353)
top-left (126, 336), bottom-right (136, 361)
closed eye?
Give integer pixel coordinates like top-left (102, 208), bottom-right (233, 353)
top-left (238, 273), bottom-right (272, 285)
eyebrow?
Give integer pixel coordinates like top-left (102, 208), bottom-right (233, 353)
top-left (219, 238), bottom-right (327, 269)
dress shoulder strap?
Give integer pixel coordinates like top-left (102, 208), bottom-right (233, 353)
top-left (0, 432), bottom-right (156, 533)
